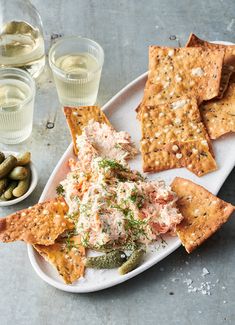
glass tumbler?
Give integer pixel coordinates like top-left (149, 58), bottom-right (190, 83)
top-left (49, 36), bottom-right (104, 107)
top-left (0, 0), bottom-right (45, 78)
top-left (0, 68), bottom-right (35, 144)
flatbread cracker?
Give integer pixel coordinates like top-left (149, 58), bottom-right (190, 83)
top-left (186, 33), bottom-right (235, 98)
top-left (171, 177), bottom-right (235, 253)
top-left (186, 33), bottom-right (235, 67)
top-left (138, 46), bottom-right (224, 115)
top-left (34, 235), bottom-right (85, 284)
top-left (218, 65), bottom-right (234, 98)
top-left (141, 98), bottom-right (217, 176)
top-left (0, 198), bottom-right (73, 245)
top-left (64, 106), bottom-right (112, 155)
top-left (201, 83), bottom-right (235, 139)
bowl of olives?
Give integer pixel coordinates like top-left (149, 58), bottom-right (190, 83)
top-left (0, 151), bottom-right (38, 207)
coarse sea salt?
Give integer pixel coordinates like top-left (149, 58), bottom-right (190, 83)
top-left (202, 267), bottom-right (210, 276)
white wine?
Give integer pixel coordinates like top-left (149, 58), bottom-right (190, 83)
top-left (0, 77), bottom-right (34, 144)
top-left (53, 53), bottom-right (101, 106)
top-left (0, 21), bottom-right (45, 78)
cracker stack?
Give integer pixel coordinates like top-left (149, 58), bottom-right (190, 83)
top-left (139, 35), bottom-right (235, 176)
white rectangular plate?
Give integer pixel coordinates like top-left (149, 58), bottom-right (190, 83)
top-left (28, 41), bottom-right (235, 293)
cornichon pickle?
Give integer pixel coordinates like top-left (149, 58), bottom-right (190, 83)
top-left (0, 178), bottom-right (8, 195)
top-left (118, 249), bottom-right (145, 275)
top-left (0, 155), bottom-right (17, 179)
top-left (12, 169), bottom-right (31, 197)
top-left (0, 194), bottom-right (7, 201)
top-left (85, 251), bottom-right (127, 269)
top-left (3, 181), bottom-right (18, 200)
top-left (17, 152), bottom-right (31, 166)
top-left (0, 152), bottom-right (5, 164)
top-left (9, 166), bottom-right (28, 180)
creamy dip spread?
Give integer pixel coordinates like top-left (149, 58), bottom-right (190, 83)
top-left (59, 121), bottom-right (183, 250)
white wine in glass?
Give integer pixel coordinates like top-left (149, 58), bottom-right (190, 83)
top-left (0, 0), bottom-right (45, 78)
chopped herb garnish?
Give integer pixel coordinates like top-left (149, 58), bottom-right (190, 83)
top-left (56, 184), bottom-right (65, 196)
top-left (98, 158), bottom-right (127, 171)
top-left (81, 232), bottom-right (90, 247)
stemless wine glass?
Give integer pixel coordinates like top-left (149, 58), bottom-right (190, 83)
top-left (0, 0), bottom-right (45, 78)
top-left (49, 36), bottom-right (104, 107)
top-left (0, 68), bottom-right (35, 144)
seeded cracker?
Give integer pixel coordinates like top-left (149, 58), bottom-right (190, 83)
top-left (186, 33), bottom-right (235, 98)
top-left (0, 198), bottom-right (74, 245)
top-left (140, 98), bottom-right (217, 176)
top-left (64, 106), bottom-right (112, 155)
top-left (34, 236), bottom-right (85, 284)
top-left (186, 33), bottom-right (235, 67)
top-left (138, 46), bottom-right (224, 116)
top-left (201, 83), bottom-right (235, 139)
top-left (171, 177), bottom-right (235, 253)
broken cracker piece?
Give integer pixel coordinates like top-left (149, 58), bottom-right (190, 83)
top-left (171, 177), bottom-right (235, 253)
top-left (201, 83), bottom-right (235, 139)
top-left (34, 235), bottom-right (85, 284)
top-left (0, 198), bottom-right (73, 245)
top-left (140, 98), bottom-right (217, 176)
top-left (64, 106), bottom-right (112, 155)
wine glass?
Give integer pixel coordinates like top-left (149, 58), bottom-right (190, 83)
top-left (0, 0), bottom-right (45, 78)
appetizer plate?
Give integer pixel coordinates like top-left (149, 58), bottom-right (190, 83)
top-left (28, 41), bottom-right (235, 293)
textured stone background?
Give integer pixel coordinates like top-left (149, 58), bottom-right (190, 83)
top-left (0, 0), bottom-right (234, 324)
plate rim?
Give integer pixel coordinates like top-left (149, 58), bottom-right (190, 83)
top-left (28, 40), bottom-right (235, 292)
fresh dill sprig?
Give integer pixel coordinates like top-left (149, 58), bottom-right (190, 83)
top-left (56, 184), bottom-right (65, 196)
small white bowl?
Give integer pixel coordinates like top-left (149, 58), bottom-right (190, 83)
top-left (0, 151), bottom-right (38, 207)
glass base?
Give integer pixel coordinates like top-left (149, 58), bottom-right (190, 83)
top-left (0, 126), bottom-right (32, 144)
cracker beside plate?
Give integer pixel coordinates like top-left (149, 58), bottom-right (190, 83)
top-left (171, 177), bottom-right (235, 253)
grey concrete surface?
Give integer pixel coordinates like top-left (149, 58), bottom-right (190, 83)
top-left (0, 0), bottom-right (235, 324)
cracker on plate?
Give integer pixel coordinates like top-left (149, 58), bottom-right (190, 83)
top-left (171, 177), bottom-right (235, 253)
top-left (201, 83), bottom-right (235, 139)
top-left (34, 235), bottom-right (85, 284)
top-left (0, 198), bottom-right (74, 245)
top-left (217, 65), bottom-right (234, 98)
top-left (138, 46), bottom-right (224, 116)
top-left (186, 33), bottom-right (235, 98)
top-left (64, 106), bottom-right (112, 155)
top-left (140, 98), bottom-right (217, 176)
top-left (186, 33), bottom-right (235, 67)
